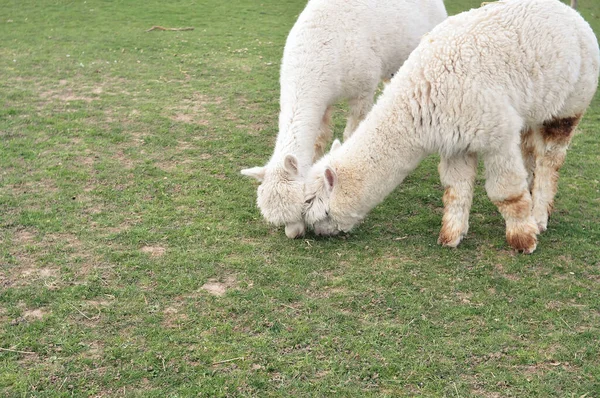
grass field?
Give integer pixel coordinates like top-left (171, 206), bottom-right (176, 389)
top-left (1, 0), bottom-right (599, 396)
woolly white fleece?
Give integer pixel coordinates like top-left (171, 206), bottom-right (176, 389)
top-left (303, 0), bottom-right (599, 253)
top-left (241, 0), bottom-right (447, 238)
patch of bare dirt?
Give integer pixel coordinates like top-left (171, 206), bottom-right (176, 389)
top-left (79, 341), bottom-right (104, 361)
top-left (8, 178), bottom-right (59, 196)
top-left (0, 306), bottom-right (8, 323)
top-left (141, 246), bottom-right (166, 257)
top-left (456, 291), bottom-right (475, 305)
top-left (112, 150), bottom-right (135, 169)
top-left (14, 230), bottom-right (36, 245)
top-left (128, 131), bottom-right (148, 146)
top-left (201, 275), bottom-right (237, 297)
top-left (470, 388), bottom-right (502, 398)
top-left (237, 122), bottom-right (267, 136)
top-left (6, 231), bottom-right (102, 289)
top-left (172, 113), bottom-right (210, 125)
top-left (166, 92), bottom-right (223, 125)
top-left (518, 361), bottom-right (577, 379)
top-left (40, 89), bottom-right (97, 103)
top-left (36, 77), bottom-right (130, 112)
top-left (23, 308), bottom-right (46, 320)
top-left (73, 149), bottom-right (98, 169)
top-left (493, 263), bottom-right (521, 281)
top-left (460, 373), bottom-right (504, 398)
top-left (162, 305), bottom-right (189, 329)
top-left (155, 158), bottom-right (193, 172)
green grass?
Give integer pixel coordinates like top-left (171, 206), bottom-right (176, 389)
top-left (1, 0), bottom-right (599, 396)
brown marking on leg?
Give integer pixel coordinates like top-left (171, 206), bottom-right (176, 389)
top-left (506, 224), bottom-right (538, 253)
top-left (494, 192), bottom-right (538, 253)
top-left (541, 114), bottom-right (581, 144)
top-left (520, 128), bottom-right (535, 158)
top-left (493, 193), bottom-right (531, 220)
top-left (438, 187), bottom-right (461, 246)
top-left (438, 222), bottom-right (463, 246)
top-left (442, 185), bottom-right (457, 205)
top-left (546, 165), bottom-right (561, 215)
top-left (532, 115), bottom-right (581, 224)
top-left (520, 128), bottom-right (536, 191)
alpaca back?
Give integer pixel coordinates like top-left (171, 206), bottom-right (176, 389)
top-left (279, 0), bottom-right (447, 108)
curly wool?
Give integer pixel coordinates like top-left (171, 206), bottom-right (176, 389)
top-left (242, 0), bottom-right (447, 238)
top-left (304, 0), bottom-right (599, 252)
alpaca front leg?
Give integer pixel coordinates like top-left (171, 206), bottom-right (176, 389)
top-left (530, 116), bottom-right (580, 232)
top-left (520, 127), bottom-right (536, 192)
top-left (438, 153), bottom-right (477, 247)
top-left (313, 106), bottom-right (334, 162)
top-left (343, 96), bottom-right (373, 141)
top-left (484, 151), bottom-right (539, 253)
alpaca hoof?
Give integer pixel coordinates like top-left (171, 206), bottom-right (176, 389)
top-left (312, 221), bottom-right (340, 237)
top-left (285, 222), bottom-right (305, 239)
top-left (437, 233), bottom-right (463, 248)
top-left (532, 210), bottom-right (548, 233)
top-left (521, 243), bottom-right (537, 255)
top-left (438, 224), bottom-right (465, 248)
top-left (506, 223), bottom-right (538, 254)
top-left (537, 223), bottom-right (547, 233)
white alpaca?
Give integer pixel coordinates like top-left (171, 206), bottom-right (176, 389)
top-left (241, 0), bottom-right (447, 238)
top-left (303, 0), bottom-right (599, 253)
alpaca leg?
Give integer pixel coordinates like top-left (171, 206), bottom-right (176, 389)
top-left (483, 147), bottom-right (539, 253)
top-left (343, 96), bottom-right (373, 141)
top-left (313, 106), bottom-right (334, 162)
top-left (531, 115), bottom-right (581, 232)
top-left (520, 127), bottom-right (537, 192)
top-left (438, 152), bottom-right (478, 247)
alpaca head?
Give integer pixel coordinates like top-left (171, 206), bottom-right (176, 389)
top-left (303, 140), bottom-right (362, 236)
top-left (241, 154), bottom-right (305, 238)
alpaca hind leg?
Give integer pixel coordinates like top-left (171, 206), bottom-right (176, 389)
top-left (313, 106), bottom-right (334, 162)
top-left (343, 96), bottom-right (373, 141)
top-left (531, 115), bottom-right (581, 232)
top-left (483, 147), bottom-right (538, 253)
top-left (438, 152), bottom-right (478, 247)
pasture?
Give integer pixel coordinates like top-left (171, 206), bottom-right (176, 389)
top-left (1, 0), bottom-right (599, 396)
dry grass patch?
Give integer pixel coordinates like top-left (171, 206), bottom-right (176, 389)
top-left (518, 360), bottom-right (580, 381)
top-left (40, 89), bottom-right (97, 103)
top-left (162, 304), bottom-right (189, 329)
top-left (493, 263), bottom-right (521, 281)
top-left (0, 306), bottom-right (9, 323)
top-left (23, 308), bottom-right (47, 320)
top-left (112, 149), bottom-right (135, 170)
top-left (78, 340), bottom-right (105, 361)
top-left (14, 230), bottom-right (36, 245)
top-left (201, 275), bottom-right (237, 297)
top-left (166, 92), bottom-right (222, 125)
top-left (155, 158), bottom-right (193, 172)
top-left (7, 178), bottom-right (60, 196)
top-left (140, 246), bottom-right (166, 257)
top-left (6, 231), bottom-right (103, 288)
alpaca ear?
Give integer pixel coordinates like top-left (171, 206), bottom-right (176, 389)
top-left (324, 166), bottom-right (337, 191)
top-left (283, 154), bottom-right (299, 176)
top-left (241, 166), bottom-right (266, 182)
top-left (331, 139), bottom-right (342, 152)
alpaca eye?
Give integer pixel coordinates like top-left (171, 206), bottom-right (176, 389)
top-left (304, 196), bottom-right (315, 204)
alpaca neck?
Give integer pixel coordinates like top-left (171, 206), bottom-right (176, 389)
top-left (271, 100), bottom-right (325, 171)
top-left (334, 101), bottom-right (427, 218)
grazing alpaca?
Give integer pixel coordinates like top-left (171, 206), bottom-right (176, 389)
top-left (303, 0), bottom-right (599, 253)
top-left (241, 0), bottom-right (447, 238)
